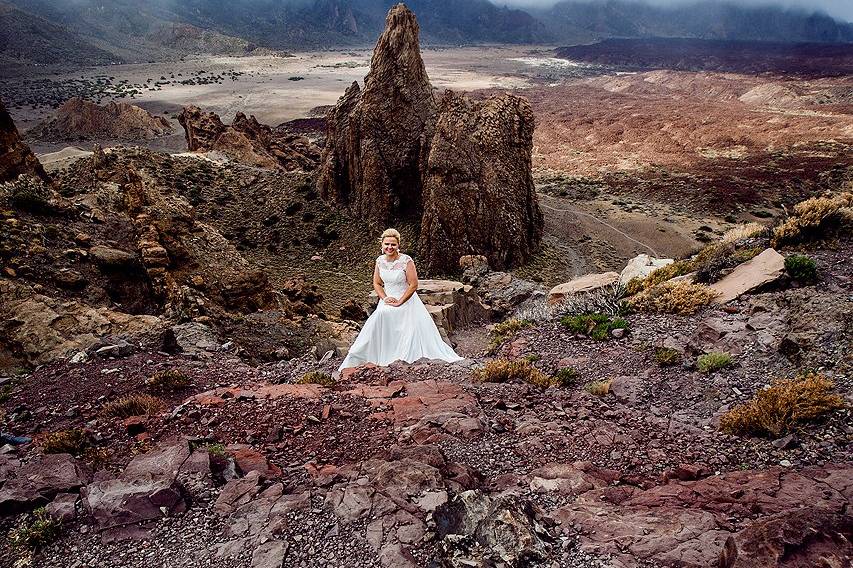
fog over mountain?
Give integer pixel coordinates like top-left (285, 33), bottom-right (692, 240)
top-left (1, 0), bottom-right (851, 71)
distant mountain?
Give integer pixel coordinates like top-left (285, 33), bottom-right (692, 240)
top-left (1, 0), bottom-right (850, 72)
top-left (538, 0), bottom-right (853, 44)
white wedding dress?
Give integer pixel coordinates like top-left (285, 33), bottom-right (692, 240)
top-left (338, 254), bottom-right (463, 371)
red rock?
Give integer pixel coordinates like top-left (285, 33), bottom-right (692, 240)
top-left (254, 383), bottom-right (323, 400)
top-left (0, 98), bottom-right (50, 183)
top-left (227, 445), bottom-right (282, 478)
top-left (0, 454), bottom-right (90, 514)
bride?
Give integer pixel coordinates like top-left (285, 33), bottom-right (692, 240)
top-left (338, 228), bottom-right (463, 371)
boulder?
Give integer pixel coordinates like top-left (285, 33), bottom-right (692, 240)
top-left (82, 475), bottom-right (186, 529)
top-left (0, 454), bottom-right (90, 514)
top-left (0, 98), bottom-right (50, 183)
top-left (710, 248), bottom-right (785, 304)
top-left (620, 254), bottom-right (674, 284)
top-left (548, 272), bottom-right (619, 304)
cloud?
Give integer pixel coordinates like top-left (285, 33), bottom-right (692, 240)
top-left (497, 0), bottom-right (853, 23)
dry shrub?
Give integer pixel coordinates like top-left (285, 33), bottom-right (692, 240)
top-left (627, 260), bottom-right (694, 295)
top-left (473, 359), bottom-right (565, 388)
top-left (771, 191), bottom-right (853, 248)
top-left (628, 281), bottom-right (718, 315)
top-left (42, 429), bottom-right (87, 455)
top-left (101, 394), bottom-right (163, 418)
top-left (720, 222), bottom-right (766, 244)
top-left (553, 282), bottom-right (628, 317)
top-left (146, 369), bottom-right (191, 392)
top-left (720, 373), bottom-right (846, 437)
top-left (585, 380), bottom-right (612, 396)
top-left (298, 371), bottom-right (335, 386)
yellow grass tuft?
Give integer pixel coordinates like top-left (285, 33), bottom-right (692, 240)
top-left (628, 281), bottom-right (718, 315)
top-left (771, 191), bottom-right (853, 248)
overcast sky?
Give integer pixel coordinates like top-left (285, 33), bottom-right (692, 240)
top-left (500, 0), bottom-right (853, 22)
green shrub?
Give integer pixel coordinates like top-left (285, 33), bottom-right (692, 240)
top-left (203, 443), bottom-right (226, 457)
top-left (785, 254), bottom-right (817, 283)
top-left (487, 318), bottom-right (532, 354)
top-left (146, 369), bottom-right (191, 392)
top-left (42, 429), bottom-right (87, 455)
top-left (560, 313), bottom-right (628, 340)
top-left (551, 367), bottom-right (579, 387)
top-left (654, 347), bottom-right (681, 367)
top-left (101, 394), bottom-right (163, 418)
top-left (696, 352), bottom-right (732, 373)
top-left (8, 507), bottom-right (61, 554)
top-left (720, 372), bottom-right (845, 437)
top-left (298, 371), bottom-right (335, 386)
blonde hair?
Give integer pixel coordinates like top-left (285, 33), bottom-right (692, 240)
top-left (380, 228), bottom-right (401, 246)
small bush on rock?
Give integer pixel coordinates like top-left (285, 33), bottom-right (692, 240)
top-left (629, 281), bottom-right (718, 315)
top-left (697, 352), bottom-right (732, 373)
top-left (560, 313), bottom-right (628, 340)
top-left (101, 394), bottom-right (163, 418)
top-left (6, 176), bottom-right (55, 215)
top-left (487, 318), bottom-right (532, 354)
top-left (298, 371), bottom-right (335, 386)
top-left (785, 254), bottom-right (817, 283)
top-left (8, 507), bottom-right (61, 555)
top-left (146, 369), bottom-right (191, 392)
top-left (771, 191), bottom-right (853, 247)
top-left (42, 429), bottom-right (87, 455)
top-left (654, 347), bottom-right (681, 367)
top-left (720, 372), bottom-right (846, 437)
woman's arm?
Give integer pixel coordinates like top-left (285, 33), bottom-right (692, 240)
top-left (373, 263), bottom-right (386, 300)
top-left (390, 259), bottom-right (419, 306)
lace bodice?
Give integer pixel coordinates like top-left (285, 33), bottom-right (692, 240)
top-left (377, 254), bottom-right (412, 296)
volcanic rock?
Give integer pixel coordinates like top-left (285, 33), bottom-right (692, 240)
top-left (29, 98), bottom-right (172, 141)
top-left (620, 254), bottom-right (674, 284)
top-left (421, 91), bottom-right (543, 273)
top-left (710, 248), bottom-right (786, 303)
top-left (178, 106), bottom-right (319, 172)
top-left (0, 98), bottom-right (49, 183)
top-left (317, 3), bottom-right (435, 222)
top-left (318, 4), bottom-right (542, 272)
top-left (0, 453), bottom-right (90, 514)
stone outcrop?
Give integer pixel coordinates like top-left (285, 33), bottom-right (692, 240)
top-left (29, 98), bottom-right (172, 141)
top-left (548, 271), bottom-right (620, 304)
top-left (178, 106), bottom-right (320, 171)
top-left (420, 91), bottom-right (543, 272)
top-left (317, 4), bottom-right (435, 221)
top-left (0, 98), bottom-right (49, 183)
top-left (620, 253), bottom-right (674, 284)
top-left (317, 4), bottom-right (542, 273)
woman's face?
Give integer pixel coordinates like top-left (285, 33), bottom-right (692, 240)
top-left (382, 237), bottom-right (399, 255)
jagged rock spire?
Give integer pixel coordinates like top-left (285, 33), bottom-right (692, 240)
top-left (318, 3), bottom-right (435, 221)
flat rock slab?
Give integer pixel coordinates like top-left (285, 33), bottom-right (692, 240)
top-left (0, 453), bottom-right (89, 514)
top-left (710, 248), bottom-right (785, 304)
top-left (548, 272), bottom-right (619, 304)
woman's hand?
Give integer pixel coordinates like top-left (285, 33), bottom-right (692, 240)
top-left (384, 296), bottom-right (400, 306)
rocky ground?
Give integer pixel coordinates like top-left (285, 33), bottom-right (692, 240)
top-left (1, 232), bottom-right (850, 567)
